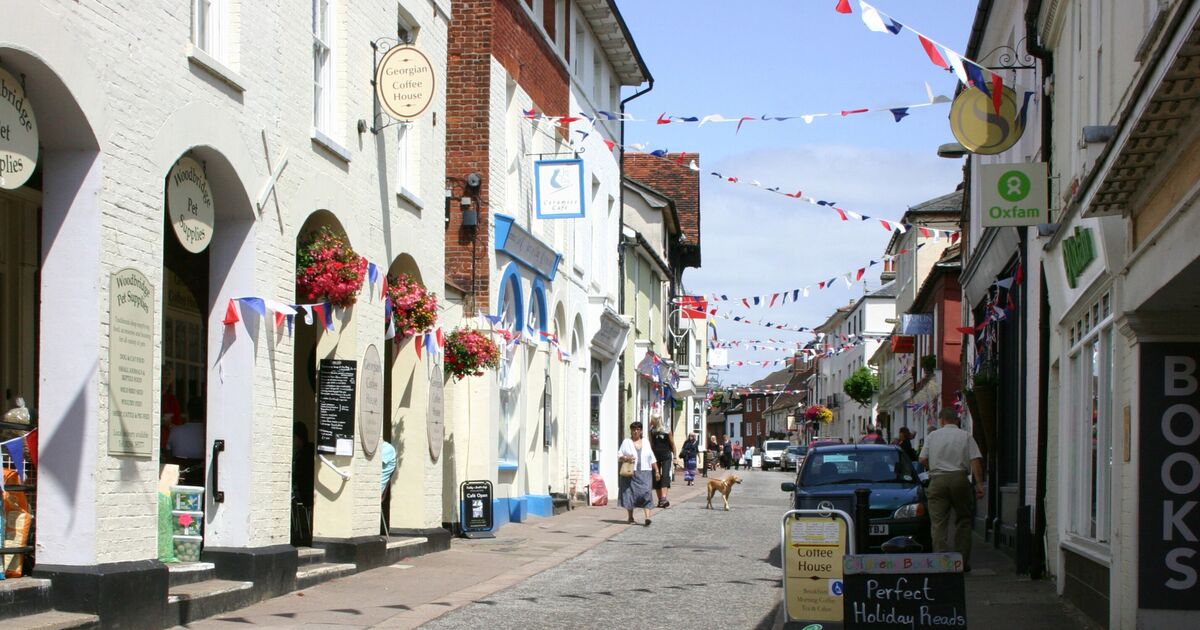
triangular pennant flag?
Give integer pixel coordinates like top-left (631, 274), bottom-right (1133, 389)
top-left (603, 139), bottom-right (616, 152)
top-left (425, 331), bottom-right (437, 357)
top-left (859, 2), bottom-right (890, 32)
top-left (26, 428), bottom-right (36, 470)
top-left (966, 62), bottom-right (991, 97)
top-left (274, 312), bottom-right (285, 329)
top-left (855, 268), bottom-right (866, 281)
top-left (235, 297), bottom-right (267, 318)
top-left (890, 107), bottom-right (910, 122)
top-left (992, 73), bottom-right (1003, 115)
top-left (835, 0), bottom-right (852, 14)
top-left (286, 314), bottom-right (294, 336)
top-left (943, 48), bottom-right (970, 85)
top-left (4, 437), bottom-right (25, 483)
top-left (769, 293), bottom-right (780, 307)
top-left (368, 262), bottom-right (379, 287)
top-left (437, 328), bottom-right (445, 348)
top-left (223, 299), bottom-right (240, 325)
top-left (656, 113), bottom-right (671, 125)
top-left (918, 35), bottom-right (949, 69)
top-left (415, 335), bottom-right (423, 360)
top-left (380, 275), bottom-right (390, 301)
top-left (322, 303), bottom-right (334, 331)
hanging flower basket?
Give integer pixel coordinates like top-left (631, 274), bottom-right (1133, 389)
top-left (385, 273), bottom-right (438, 338)
top-left (804, 404), bottom-right (833, 424)
top-left (444, 329), bottom-right (500, 380)
top-left (296, 227), bottom-right (366, 308)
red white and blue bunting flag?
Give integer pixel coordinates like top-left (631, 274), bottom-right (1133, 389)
top-left (676, 245), bottom-right (933, 309)
top-left (695, 163), bottom-right (961, 237)
top-left (839, 1), bottom-right (1011, 116)
top-left (0, 428), bottom-right (36, 485)
top-left (712, 342), bottom-right (804, 351)
top-left (726, 357), bottom-right (798, 368)
top-left (712, 312), bottom-right (814, 334)
top-left (522, 84), bottom-right (949, 135)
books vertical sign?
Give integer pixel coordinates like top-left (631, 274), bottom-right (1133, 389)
top-left (317, 359), bottom-right (357, 456)
top-left (108, 268), bottom-right (155, 456)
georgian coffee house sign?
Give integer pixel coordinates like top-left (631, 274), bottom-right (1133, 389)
top-left (375, 45), bottom-right (436, 122)
top-left (0, 66), bottom-right (39, 190)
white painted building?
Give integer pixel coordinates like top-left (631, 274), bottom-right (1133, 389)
top-left (812, 286), bottom-right (896, 441)
top-left (0, 0), bottom-right (450, 624)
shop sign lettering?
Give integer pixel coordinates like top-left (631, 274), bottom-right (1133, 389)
top-left (0, 67), bottom-right (38, 190)
top-left (108, 268), bottom-right (155, 457)
top-left (1140, 343), bottom-right (1200, 610)
top-left (375, 45), bottom-right (435, 122)
top-left (979, 162), bottom-right (1049, 228)
top-left (167, 157), bottom-right (215, 253)
top-left (1062, 227), bottom-right (1096, 289)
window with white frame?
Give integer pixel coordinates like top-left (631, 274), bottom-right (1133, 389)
top-left (192, 0), bottom-right (225, 59)
top-left (573, 20), bottom-right (586, 78)
top-left (312, 0), bottom-right (335, 135)
top-left (394, 10), bottom-right (419, 196)
top-left (1066, 289), bottom-right (1113, 543)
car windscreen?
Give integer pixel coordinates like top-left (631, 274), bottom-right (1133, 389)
top-left (764, 441), bottom-right (789, 452)
top-left (800, 450), bottom-right (917, 486)
top-left (786, 446), bottom-right (804, 454)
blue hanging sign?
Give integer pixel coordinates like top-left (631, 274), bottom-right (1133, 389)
top-left (534, 159), bottom-right (586, 219)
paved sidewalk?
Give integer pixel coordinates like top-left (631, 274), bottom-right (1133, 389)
top-left (966, 538), bottom-right (1100, 629)
top-left (184, 473), bottom-right (711, 629)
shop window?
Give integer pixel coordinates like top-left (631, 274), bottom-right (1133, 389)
top-left (192, 0), bottom-right (226, 60)
top-left (1067, 291), bottom-right (1113, 543)
top-left (312, 0), bottom-right (336, 136)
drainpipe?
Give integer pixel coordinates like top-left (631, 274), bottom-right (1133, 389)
top-left (616, 79), bottom-right (654, 436)
top-left (1024, 0), bottom-right (1054, 580)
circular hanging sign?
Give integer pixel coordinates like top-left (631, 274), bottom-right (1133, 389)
top-left (948, 86), bottom-right (1026, 156)
top-left (428, 372), bottom-right (445, 461)
top-left (0, 67), bottom-right (39, 190)
top-left (375, 45), bottom-right (436, 122)
top-left (359, 344), bottom-right (384, 456)
top-left (166, 157), bottom-right (215, 253)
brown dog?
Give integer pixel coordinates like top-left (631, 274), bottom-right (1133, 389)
top-left (705, 475), bottom-right (743, 511)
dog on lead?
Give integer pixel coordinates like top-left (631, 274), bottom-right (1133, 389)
top-left (705, 475), bottom-right (743, 511)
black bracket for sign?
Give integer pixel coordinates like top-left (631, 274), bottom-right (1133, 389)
top-left (368, 37), bottom-right (412, 135)
top-left (980, 37), bottom-right (1038, 72)
top-left (211, 439), bottom-right (225, 503)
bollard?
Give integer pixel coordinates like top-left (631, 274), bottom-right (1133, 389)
top-left (854, 487), bottom-right (871, 554)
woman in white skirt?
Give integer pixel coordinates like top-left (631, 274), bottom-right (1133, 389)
top-left (617, 421), bottom-right (659, 526)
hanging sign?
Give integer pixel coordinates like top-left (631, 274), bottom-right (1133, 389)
top-left (949, 86), bottom-right (1026, 155)
top-left (375, 45), bottom-right (436, 122)
top-left (0, 67), bottom-right (38, 190)
top-left (108, 268), bottom-right (155, 457)
top-left (166, 156), bottom-right (215, 253)
top-left (494, 213), bottom-right (561, 280)
top-left (534, 159), bottom-right (585, 219)
top-left (317, 359), bottom-right (357, 456)
top-left (979, 162), bottom-right (1048, 227)
top-left (1061, 226), bottom-right (1096, 289)
top-left (1138, 342), bottom-right (1200, 610)
top-left (428, 373), bottom-right (445, 461)
top-left (359, 345), bottom-right (383, 456)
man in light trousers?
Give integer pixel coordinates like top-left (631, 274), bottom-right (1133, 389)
top-left (920, 408), bottom-right (984, 571)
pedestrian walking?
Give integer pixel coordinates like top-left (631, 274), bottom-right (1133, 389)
top-left (721, 436), bottom-right (733, 470)
top-left (919, 408), bottom-right (984, 571)
top-left (731, 440), bottom-right (743, 470)
top-left (649, 417), bottom-right (675, 508)
top-left (896, 426), bottom-right (919, 463)
top-left (617, 421), bottom-right (659, 526)
top-left (679, 433), bottom-right (699, 485)
top-left (707, 435), bottom-right (720, 473)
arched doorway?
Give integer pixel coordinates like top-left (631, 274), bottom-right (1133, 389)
top-left (496, 263), bottom-right (524, 521)
top-left (524, 279), bottom-right (549, 500)
top-left (291, 211), bottom-right (359, 545)
top-left (382, 253), bottom-right (434, 531)
top-left (157, 147), bottom-right (255, 561)
top-left (546, 302), bottom-right (567, 498)
top-left (0, 48), bottom-right (102, 574)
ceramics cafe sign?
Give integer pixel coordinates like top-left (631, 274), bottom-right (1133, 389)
top-left (167, 156), bottom-right (215, 253)
top-left (0, 66), bottom-right (38, 190)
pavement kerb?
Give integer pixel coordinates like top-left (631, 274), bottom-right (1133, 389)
top-left (382, 469), bottom-right (729, 628)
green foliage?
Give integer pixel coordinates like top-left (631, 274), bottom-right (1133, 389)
top-left (843, 367), bottom-right (880, 408)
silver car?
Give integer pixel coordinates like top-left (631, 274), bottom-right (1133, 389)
top-left (781, 444), bottom-right (807, 471)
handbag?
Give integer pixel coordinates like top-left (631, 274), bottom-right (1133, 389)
top-left (619, 459), bottom-right (634, 478)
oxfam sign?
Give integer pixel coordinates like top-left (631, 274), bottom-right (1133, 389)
top-left (980, 162), bottom-right (1048, 227)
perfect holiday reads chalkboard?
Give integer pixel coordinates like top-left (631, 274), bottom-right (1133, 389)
top-left (842, 553), bottom-right (966, 629)
top-left (317, 359), bottom-right (356, 456)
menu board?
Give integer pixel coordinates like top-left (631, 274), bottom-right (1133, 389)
top-left (317, 359), bottom-right (356, 455)
top-left (842, 553), bottom-right (967, 629)
top-left (783, 514), bottom-right (847, 625)
top-left (460, 480), bottom-right (494, 534)
top-left (108, 268), bottom-right (155, 457)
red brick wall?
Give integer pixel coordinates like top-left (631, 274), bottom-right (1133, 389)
top-left (624, 153), bottom-right (701, 248)
top-left (445, 0), bottom-right (569, 310)
top-left (937, 276), bottom-right (963, 411)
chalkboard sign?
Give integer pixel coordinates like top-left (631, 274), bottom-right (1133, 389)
top-left (317, 359), bottom-right (357, 455)
top-left (842, 553), bottom-right (966, 629)
top-left (460, 480), bottom-right (494, 538)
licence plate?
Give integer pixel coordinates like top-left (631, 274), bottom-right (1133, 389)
top-left (869, 524), bottom-right (889, 536)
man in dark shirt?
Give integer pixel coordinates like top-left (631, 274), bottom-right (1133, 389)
top-left (897, 426), bottom-right (919, 462)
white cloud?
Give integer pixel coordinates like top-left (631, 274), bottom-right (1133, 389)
top-left (685, 144), bottom-right (963, 385)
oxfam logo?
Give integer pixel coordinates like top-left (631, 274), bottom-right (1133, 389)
top-left (998, 170), bottom-right (1031, 202)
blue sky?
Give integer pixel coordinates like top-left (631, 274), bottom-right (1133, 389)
top-left (614, 0), bottom-right (979, 387)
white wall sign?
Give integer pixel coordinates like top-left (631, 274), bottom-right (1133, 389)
top-left (428, 373), bottom-right (444, 461)
top-left (0, 67), bottom-right (39, 190)
top-left (167, 156), bottom-right (216, 253)
top-left (980, 162), bottom-right (1049, 227)
top-left (359, 344), bottom-right (383, 456)
top-left (375, 45), bottom-right (436, 122)
top-left (108, 268), bottom-right (155, 457)
top-left (534, 159), bottom-right (585, 219)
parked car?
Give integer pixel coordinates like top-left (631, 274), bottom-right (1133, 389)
top-left (782, 444), bottom-right (807, 471)
top-left (760, 439), bottom-right (791, 470)
top-left (780, 444), bottom-right (931, 552)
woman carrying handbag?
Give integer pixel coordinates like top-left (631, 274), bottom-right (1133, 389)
top-left (617, 421), bottom-right (659, 526)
